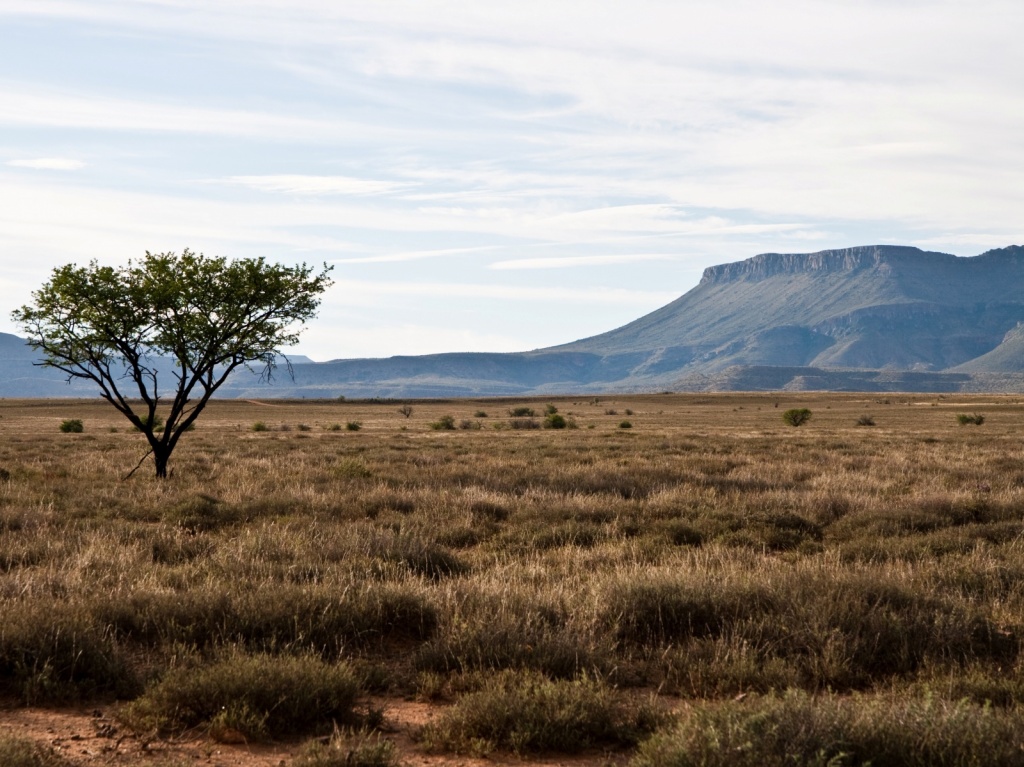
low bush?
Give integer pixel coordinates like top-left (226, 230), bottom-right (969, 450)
top-left (631, 690), bottom-right (1024, 767)
top-left (619, 420), bottom-right (633, 429)
top-left (473, 410), bottom-right (488, 418)
top-left (430, 415), bottom-right (456, 430)
top-left (346, 421), bottom-right (362, 431)
top-left (544, 413), bottom-right (567, 429)
top-left (509, 418), bottom-right (541, 430)
top-left (121, 653), bottom-right (361, 739)
top-left (782, 408), bottom-right (812, 426)
top-left (957, 413), bottom-right (985, 426)
top-left (0, 602), bottom-right (138, 704)
top-left (252, 421), bottom-right (269, 432)
top-left (58, 419), bottom-right (83, 433)
top-left (419, 671), bottom-right (664, 755)
top-left (508, 407), bottom-right (536, 417)
top-left (856, 414), bottom-right (875, 426)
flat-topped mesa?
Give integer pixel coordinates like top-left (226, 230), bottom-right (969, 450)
top-left (699, 245), bottom-right (953, 285)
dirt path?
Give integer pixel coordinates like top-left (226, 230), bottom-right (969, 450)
top-left (0, 699), bottom-right (632, 767)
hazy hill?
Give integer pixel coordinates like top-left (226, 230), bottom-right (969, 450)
top-left (6, 244), bottom-right (1024, 397)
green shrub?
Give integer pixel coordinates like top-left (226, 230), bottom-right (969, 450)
top-left (508, 407), bottom-right (535, 417)
top-left (458, 419), bottom-right (481, 430)
top-left (328, 423), bottom-right (342, 431)
top-left (473, 410), bottom-right (488, 418)
top-left (631, 690), bottom-right (1024, 767)
top-left (430, 415), bottom-right (457, 430)
top-left (782, 408), bottom-right (812, 427)
top-left (619, 420), bottom-right (633, 429)
top-left (296, 423), bottom-right (312, 431)
top-left (58, 419), bottom-right (83, 433)
top-left (544, 404), bottom-right (558, 415)
top-left (419, 671), bottom-right (664, 755)
top-left (133, 414), bottom-right (164, 432)
top-left (957, 413), bottom-right (985, 426)
top-left (346, 421), bottom-right (362, 431)
top-left (856, 414), bottom-right (876, 426)
top-left (544, 413), bottom-right (567, 429)
top-left (121, 653), bottom-right (360, 739)
top-left (252, 421), bottom-right (269, 432)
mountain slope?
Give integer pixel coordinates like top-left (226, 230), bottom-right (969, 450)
top-left (552, 245), bottom-right (1024, 374)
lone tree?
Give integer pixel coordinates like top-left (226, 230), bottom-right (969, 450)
top-left (13, 249), bottom-right (333, 478)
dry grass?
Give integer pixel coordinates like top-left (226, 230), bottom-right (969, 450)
top-left (4, 393), bottom-right (1024, 758)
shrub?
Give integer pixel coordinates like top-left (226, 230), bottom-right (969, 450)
top-left (398, 404), bottom-right (413, 418)
top-left (328, 423), bottom-right (342, 431)
top-left (252, 421), bottom-right (269, 432)
top-left (508, 407), bottom-right (535, 417)
top-left (856, 414), bottom-right (876, 426)
top-left (957, 413), bottom-right (985, 426)
top-left (121, 653), bottom-right (360, 739)
top-left (782, 408), bottom-right (812, 427)
top-left (458, 419), bottom-right (481, 430)
top-left (632, 690), bottom-right (1024, 767)
top-left (430, 415), bottom-right (457, 430)
top-left (58, 419), bottom-right (83, 433)
top-left (509, 418), bottom-right (541, 430)
top-left (297, 423), bottom-right (312, 431)
top-left (0, 602), bottom-right (138, 704)
top-left (619, 420), bottom-right (633, 429)
top-left (544, 413), bottom-right (567, 429)
top-left (346, 421), bottom-right (362, 431)
top-left (474, 410), bottom-right (488, 418)
top-left (544, 404), bottom-right (558, 415)
top-left (134, 414), bottom-right (164, 432)
top-left (419, 671), bottom-right (664, 755)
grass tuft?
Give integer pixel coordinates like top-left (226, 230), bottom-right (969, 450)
top-left (420, 671), bottom-right (664, 755)
top-left (120, 653), bottom-right (360, 739)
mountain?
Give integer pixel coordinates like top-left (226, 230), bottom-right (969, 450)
top-left (6, 244), bottom-right (1024, 397)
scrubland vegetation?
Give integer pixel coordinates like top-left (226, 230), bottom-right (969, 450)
top-left (3, 393), bottom-right (1024, 764)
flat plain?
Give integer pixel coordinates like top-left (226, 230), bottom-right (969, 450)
top-left (4, 392), bottom-right (1024, 766)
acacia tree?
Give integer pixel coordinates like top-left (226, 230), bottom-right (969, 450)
top-left (13, 249), bottom-right (333, 478)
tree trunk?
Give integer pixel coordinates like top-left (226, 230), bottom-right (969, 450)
top-left (154, 446), bottom-right (170, 479)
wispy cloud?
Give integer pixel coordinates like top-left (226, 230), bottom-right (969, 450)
top-left (6, 157), bottom-right (85, 170)
top-left (331, 246), bottom-right (499, 265)
top-left (218, 175), bottom-right (415, 196)
top-left (334, 279), bottom-right (679, 307)
top-left (490, 253), bottom-right (676, 270)
top-left (0, 82), bottom-right (376, 141)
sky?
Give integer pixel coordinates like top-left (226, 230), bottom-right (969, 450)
top-left (1, 0), bottom-right (1023, 361)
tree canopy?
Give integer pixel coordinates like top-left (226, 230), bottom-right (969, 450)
top-left (13, 249), bottom-right (333, 477)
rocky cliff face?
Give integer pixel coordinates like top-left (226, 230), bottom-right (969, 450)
top-left (697, 245), bottom-right (950, 285)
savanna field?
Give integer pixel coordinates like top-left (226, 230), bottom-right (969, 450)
top-left (4, 393), bottom-right (1024, 766)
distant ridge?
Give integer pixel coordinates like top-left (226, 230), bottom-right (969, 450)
top-left (5, 244), bottom-right (1024, 397)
